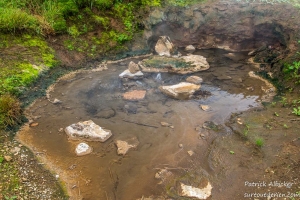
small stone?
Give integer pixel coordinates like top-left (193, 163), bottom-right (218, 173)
top-left (53, 98), bottom-right (62, 104)
top-left (186, 76), bottom-right (203, 85)
top-left (29, 122), bottom-right (39, 127)
top-left (119, 69), bottom-right (144, 79)
top-left (187, 151), bottom-right (194, 156)
top-left (55, 175), bottom-right (59, 179)
top-left (200, 105), bottom-right (210, 111)
top-left (75, 143), bottom-right (92, 156)
top-left (179, 144), bottom-right (183, 148)
top-left (11, 147), bottom-right (20, 154)
top-left (185, 45), bottom-right (196, 53)
top-left (115, 137), bottom-right (139, 155)
top-left (128, 61), bottom-right (140, 74)
top-left (160, 122), bottom-right (171, 127)
top-left (237, 118), bottom-right (243, 125)
top-left (59, 128), bottom-right (63, 132)
top-left (4, 156), bottom-right (12, 162)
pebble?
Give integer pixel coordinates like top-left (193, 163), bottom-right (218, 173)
top-left (200, 105), bottom-right (210, 111)
top-left (4, 155), bottom-right (12, 162)
top-left (29, 122), bottom-right (39, 127)
top-left (187, 151), bottom-right (194, 156)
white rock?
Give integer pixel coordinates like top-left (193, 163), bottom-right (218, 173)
top-left (200, 105), bottom-right (210, 111)
top-left (159, 82), bottom-right (201, 100)
top-left (155, 36), bottom-right (175, 57)
top-left (53, 98), bottom-right (62, 104)
top-left (75, 143), bottom-right (92, 156)
top-left (119, 69), bottom-right (144, 79)
top-left (185, 45), bottom-right (196, 53)
top-left (187, 150), bottom-right (194, 156)
top-left (181, 54), bottom-right (209, 71)
top-left (65, 120), bottom-right (112, 142)
top-left (180, 182), bottom-right (212, 199)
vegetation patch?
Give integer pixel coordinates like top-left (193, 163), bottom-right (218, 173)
top-left (143, 56), bottom-right (189, 69)
top-left (0, 95), bottom-right (22, 130)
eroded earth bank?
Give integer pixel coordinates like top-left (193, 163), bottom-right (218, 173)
top-left (17, 1), bottom-right (300, 199)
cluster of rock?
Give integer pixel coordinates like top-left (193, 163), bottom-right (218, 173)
top-left (138, 36), bottom-right (209, 74)
top-left (119, 36), bottom-right (207, 100)
top-left (64, 120), bottom-right (139, 156)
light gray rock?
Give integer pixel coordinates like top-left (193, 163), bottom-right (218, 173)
top-left (181, 54), bottom-right (209, 71)
top-left (186, 76), bottom-right (203, 84)
top-left (180, 182), bottom-right (212, 199)
top-left (185, 45), bottom-right (196, 53)
top-left (115, 136), bottom-right (139, 155)
top-left (159, 82), bottom-right (201, 100)
top-left (75, 143), bottom-right (92, 156)
top-left (119, 69), bottom-right (144, 79)
top-left (128, 61), bottom-right (140, 74)
top-left (65, 120), bottom-right (112, 142)
top-left (155, 36), bottom-right (175, 57)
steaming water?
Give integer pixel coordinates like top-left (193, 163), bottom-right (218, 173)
top-left (17, 49), bottom-right (269, 199)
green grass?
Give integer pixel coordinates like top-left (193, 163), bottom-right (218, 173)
top-left (0, 34), bottom-right (57, 96)
top-left (165, 0), bottom-right (205, 7)
top-left (143, 56), bottom-right (189, 69)
top-left (255, 138), bottom-right (264, 148)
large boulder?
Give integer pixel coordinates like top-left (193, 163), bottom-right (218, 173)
top-left (139, 54), bottom-right (209, 74)
top-left (155, 36), bottom-right (175, 57)
top-left (159, 82), bottom-right (201, 100)
top-left (123, 90), bottom-right (146, 101)
top-left (65, 120), bottom-right (112, 142)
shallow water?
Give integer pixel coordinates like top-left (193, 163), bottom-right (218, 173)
top-left (17, 49), bottom-right (269, 199)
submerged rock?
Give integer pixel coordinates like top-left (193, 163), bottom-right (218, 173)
top-left (139, 54), bottom-right (209, 74)
top-left (119, 69), bottom-right (144, 79)
top-left (180, 182), bottom-right (212, 199)
top-left (123, 90), bottom-right (146, 101)
top-left (75, 143), bottom-right (92, 156)
top-left (65, 120), bottom-right (112, 142)
top-left (160, 121), bottom-right (172, 127)
top-left (200, 105), bottom-right (210, 111)
top-left (186, 76), bottom-right (203, 84)
top-left (159, 82), bottom-right (201, 100)
top-left (128, 61), bottom-right (140, 74)
top-left (155, 36), bottom-right (175, 57)
top-left (185, 45), bottom-right (196, 53)
top-left (115, 136), bottom-right (139, 155)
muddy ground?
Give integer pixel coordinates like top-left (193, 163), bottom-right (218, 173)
top-left (1, 0), bottom-right (300, 199)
